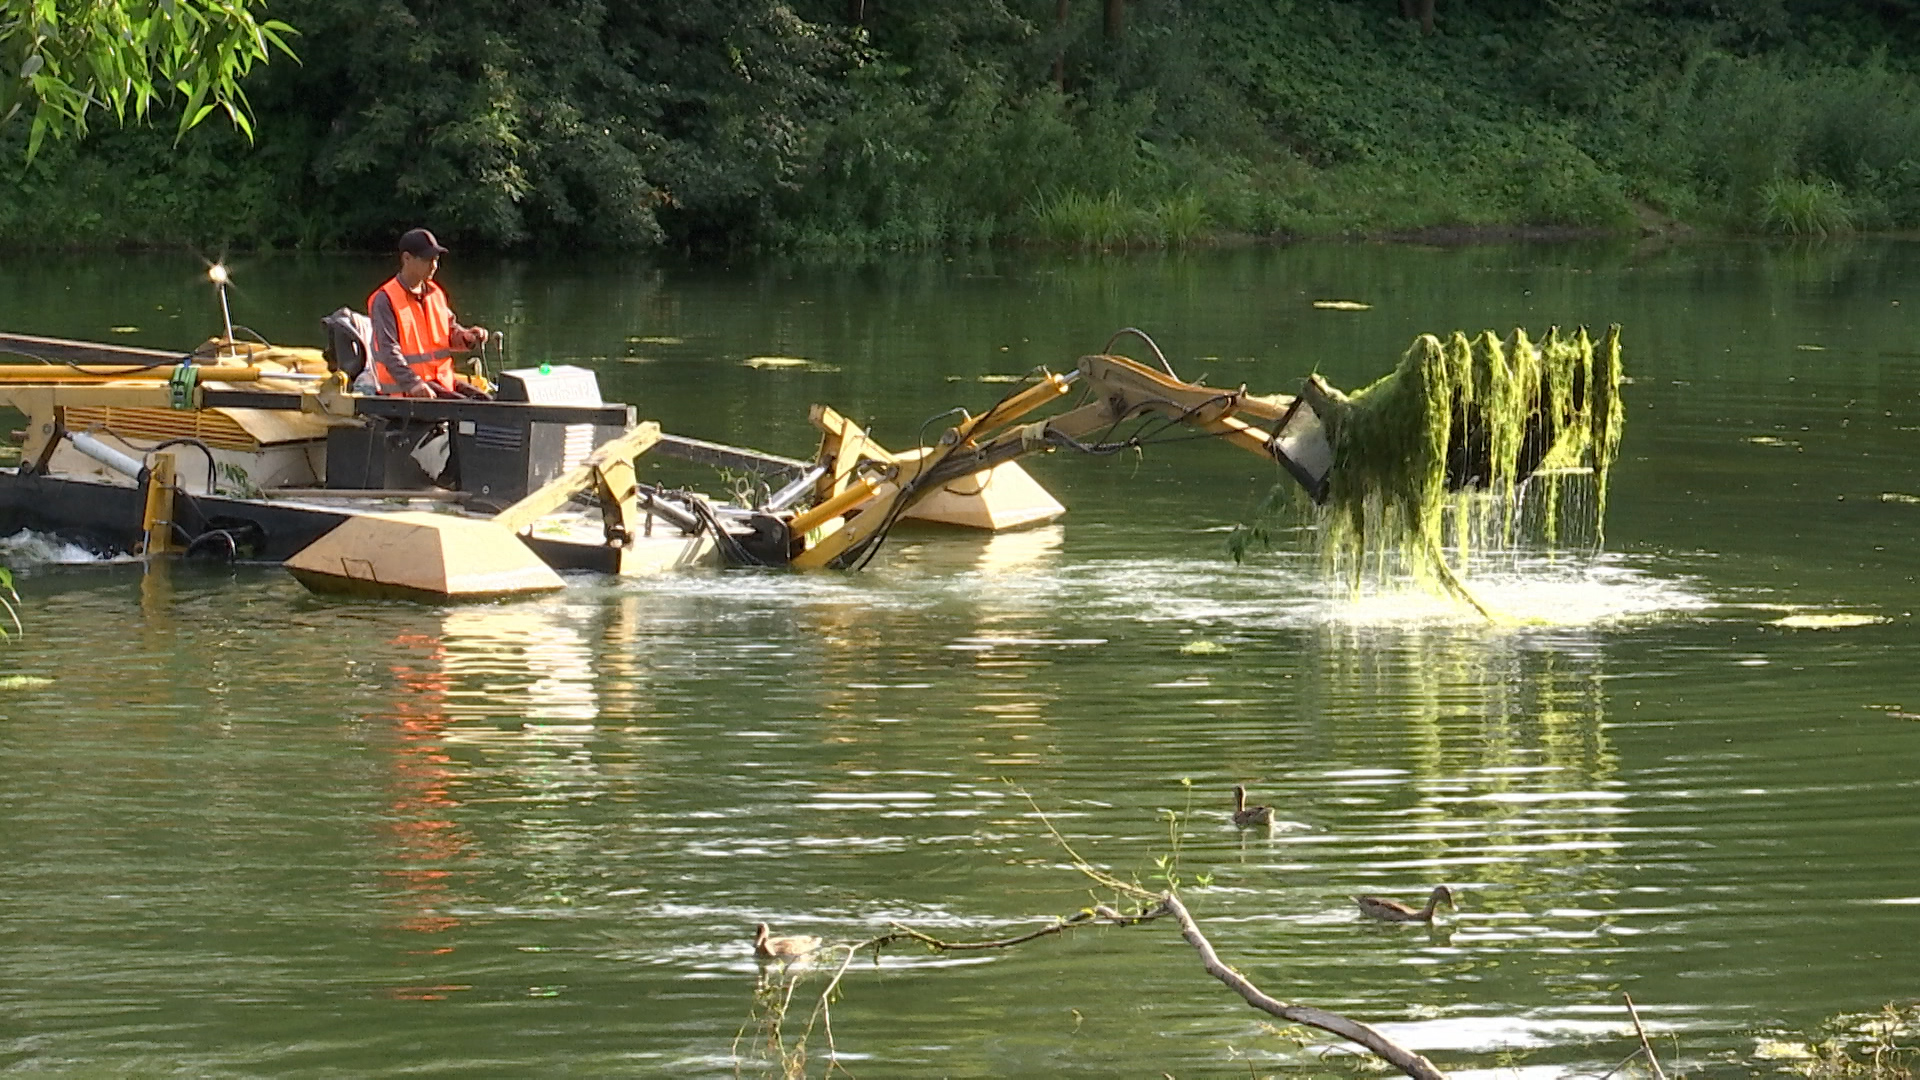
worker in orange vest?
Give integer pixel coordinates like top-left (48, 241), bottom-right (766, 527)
top-left (368, 228), bottom-right (491, 398)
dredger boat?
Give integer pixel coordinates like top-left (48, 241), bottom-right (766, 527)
top-left (1, 287), bottom-right (1616, 602)
top-left (0, 325), bottom-right (1338, 599)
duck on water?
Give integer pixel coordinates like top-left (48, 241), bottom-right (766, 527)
top-left (1353, 885), bottom-right (1456, 923)
top-left (754, 923), bottom-right (823, 961)
top-left (1230, 784), bottom-right (1273, 829)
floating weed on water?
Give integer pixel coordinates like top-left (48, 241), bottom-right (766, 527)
top-left (1748, 1003), bottom-right (1920, 1080)
top-left (1880, 492), bottom-right (1920, 505)
top-left (109, 325), bottom-right (140, 333)
top-left (627, 335), bottom-right (684, 345)
top-left (1313, 300), bottom-right (1371, 311)
top-left (977, 374), bottom-right (1025, 384)
top-left (0, 675), bottom-right (51, 690)
top-left (1771, 613), bottom-right (1886, 629)
top-left (1178, 640), bottom-right (1230, 656)
top-left (1796, 344), bottom-right (1828, 351)
top-left (1752, 1038), bottom-right (1816, 1062)
top-left (1749, 435), bottom-right (1798, 447)
top-left (744, 356), bottom-right (839, 373)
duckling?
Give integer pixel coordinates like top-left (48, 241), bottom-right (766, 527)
top-left (1231, 784), bottom-right (1273, 829)
top-left (1353, 885), bottom-right (1455, 923)
top-left (753, 923), bottom-right (823, 961)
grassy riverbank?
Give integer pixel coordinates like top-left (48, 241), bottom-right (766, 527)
top-left (4, 1), bottom-right (1920, 252)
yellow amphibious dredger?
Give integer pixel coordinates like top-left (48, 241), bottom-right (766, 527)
top-left (1, 307), bottom-right (1591, 600)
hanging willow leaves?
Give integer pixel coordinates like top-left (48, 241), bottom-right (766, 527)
top-left (0, 565), bottom-right (18, 641)
top-left (0, 0), bottom-right (297, 160)
top-left (1235, 325), bottom-right (1625, 602)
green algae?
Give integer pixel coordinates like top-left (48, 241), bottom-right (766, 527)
top-left (1237, 325), bottom-right (1625, 615)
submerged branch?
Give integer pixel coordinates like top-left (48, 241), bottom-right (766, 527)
top-left (1161, 891), bottom-right (1446, 1080)
top-left (745, 791), bottom-right (1448, 1080)
top-left (881, 903), bottom-right (1165, 952)
top-left (756, 895), bottom-right (1447, 1080)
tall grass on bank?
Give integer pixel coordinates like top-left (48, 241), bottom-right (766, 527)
top-left (1026, 189), bottom-right (1213, 248)
top-left (1624, 50), bottom-right (1920, 234)
top-left (1758, 176), bottom-right (1854, 237)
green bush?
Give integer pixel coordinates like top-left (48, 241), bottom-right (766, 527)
top-left (13, 0), bottom-right (1920, 249)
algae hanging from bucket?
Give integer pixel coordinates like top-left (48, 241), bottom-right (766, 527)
top-left (1234, 325), bottom-right (1625, 613)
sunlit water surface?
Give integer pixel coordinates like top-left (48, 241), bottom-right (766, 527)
top-left (5, 240), bottom-right (1920, 1078)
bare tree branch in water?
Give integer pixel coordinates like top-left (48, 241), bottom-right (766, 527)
top-left (1162, 893), bottom-right (1446, 1080)
top-left (735, 792), bottom-right (1448, 1080)
top-left (1624, 993), bottom-right (1667, 1080)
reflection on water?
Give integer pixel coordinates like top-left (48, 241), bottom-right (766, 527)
top-left (8, 241), bottom-right (1920, 1078)
top-left (378, 630), bottom-right (471, 949)
top-left (441, 605), bottom-right (602, 725)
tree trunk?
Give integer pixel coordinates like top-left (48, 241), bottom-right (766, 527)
top-left (1104, 0), bottom-right (1123, 41)
top-left (847, 0), bottom-right (864, 25)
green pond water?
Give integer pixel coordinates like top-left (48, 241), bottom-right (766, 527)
top-left (3, 240), bottom-right (1919, 1078)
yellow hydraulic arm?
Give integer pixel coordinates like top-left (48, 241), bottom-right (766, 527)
top-left (790, 351), bottom-right (1337, 569)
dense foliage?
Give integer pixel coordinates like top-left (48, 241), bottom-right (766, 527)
top-left (7, 0), bottom-right (1920, 250)
top-left (0, 0), bottom-right (294, 158)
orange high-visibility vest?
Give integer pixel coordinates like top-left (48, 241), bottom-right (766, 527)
top-left (370, 277), bottom-right (457, 392)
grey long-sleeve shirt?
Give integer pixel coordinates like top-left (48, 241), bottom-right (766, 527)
top-left (368, 281), bottom-right (473, 393)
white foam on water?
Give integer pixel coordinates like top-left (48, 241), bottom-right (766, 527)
top-left (1027, 551), bottom-right (1710, 634)
top-left (1322, 558), bottom-right (1714, 630)
top-left (0, 528), bottom-right (130, 566)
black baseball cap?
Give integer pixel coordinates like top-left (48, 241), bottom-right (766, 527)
top-left (398, 228), bottom-right (448, 257)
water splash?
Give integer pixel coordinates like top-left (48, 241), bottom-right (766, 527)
top-left (0, 529), bottom-right (130, 566)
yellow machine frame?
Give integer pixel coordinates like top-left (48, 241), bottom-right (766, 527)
top-left (789, 351), bottom-right (1333, 568)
